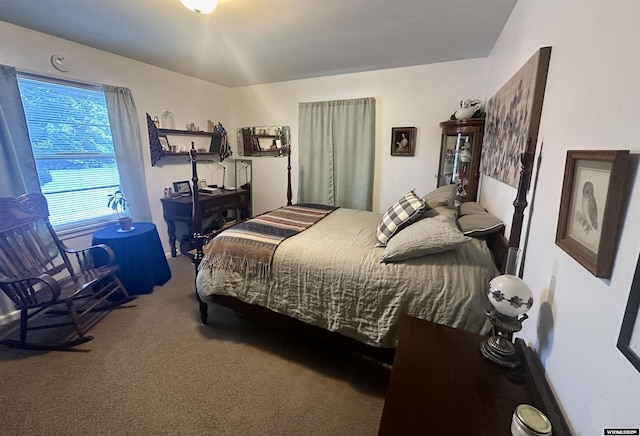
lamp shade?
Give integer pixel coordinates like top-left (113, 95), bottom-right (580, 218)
top-left (487, 274), bottom-right (533, 317)
top-left (180, 0), bottom-right (218, 14)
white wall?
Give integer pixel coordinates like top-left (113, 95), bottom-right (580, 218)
top-left (481, 1), bottom-right (640, 434)
top-left (230, 60), bottom-right (488, 215)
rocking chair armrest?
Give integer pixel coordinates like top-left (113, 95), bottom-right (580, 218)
top-left (0, 272), bottom-right (62, 300)
top-left (63, 244), bottom-right (117, 266)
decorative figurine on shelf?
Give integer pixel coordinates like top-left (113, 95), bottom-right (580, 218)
top-left (451, 99), bottom-right (484, 120)
top-left (459, 138), bottom-right (472, 163)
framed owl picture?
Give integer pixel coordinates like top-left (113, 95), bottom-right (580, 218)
top-left (555, 150), bottom-right (630, 278)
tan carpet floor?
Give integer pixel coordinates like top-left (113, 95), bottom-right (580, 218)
top-left (0, 255), bottom-right (389, 436)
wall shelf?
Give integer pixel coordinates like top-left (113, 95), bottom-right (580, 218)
top-left (157, 128), bottom-right (214, 137)
top-left (148, 112), bottom-right (224, 165)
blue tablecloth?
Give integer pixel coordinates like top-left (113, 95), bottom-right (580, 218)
top-left (92, 222), bottom-right (171, 295)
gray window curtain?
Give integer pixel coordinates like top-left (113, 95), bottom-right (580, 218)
top-left (103, 85), bottom-right (152, 222)
top-left (298, 97), bottom-right (375, 211)
top-left (0, 65), bottom-right (41, 197)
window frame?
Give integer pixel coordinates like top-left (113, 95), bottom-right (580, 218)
top-left (16, 72), bottom-right (123, 230)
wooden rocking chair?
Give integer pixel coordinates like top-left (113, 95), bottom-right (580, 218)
top-left (0, 192), bottom-right (136, 350)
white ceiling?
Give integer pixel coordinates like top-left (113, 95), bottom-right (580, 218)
top-left (0, 0), bottom-right (517, 88)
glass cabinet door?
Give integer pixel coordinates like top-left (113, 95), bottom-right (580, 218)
top-left (437, 119), bottom-right (485, 203)
top-left (439, 133), bottom-right (472, 187)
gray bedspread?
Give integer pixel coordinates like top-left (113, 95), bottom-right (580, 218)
top-left (196, 208), bottom-right (496, 348)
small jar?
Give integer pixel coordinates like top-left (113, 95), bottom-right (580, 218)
top-left (511, 404), bottom-right (552, 436)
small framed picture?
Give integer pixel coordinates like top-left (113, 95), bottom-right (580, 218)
top-left (158, 135), bottom-right (170, 151)
top-left (197, 180), bottom-right (207, 190)
top-left (391, 127), bottom-right (416, 156)
top-left (173, 180), bottom-right (192, 197)
top-left (555, 150), bottom-right (629, 278)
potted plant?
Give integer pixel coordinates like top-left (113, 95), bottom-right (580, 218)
top-left (107, 189), bottom-right (133, 231)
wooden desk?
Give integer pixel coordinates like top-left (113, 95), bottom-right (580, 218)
top-left (378, 317), bottom-right (571, 436)
top-left (160, 189), bottom-right (250, 257)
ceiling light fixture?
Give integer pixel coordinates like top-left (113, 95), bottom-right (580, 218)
top-left (179, 0), bottom-right (218, 14)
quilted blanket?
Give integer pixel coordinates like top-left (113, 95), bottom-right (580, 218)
top-left (201, 204), bottom-right (337, 278)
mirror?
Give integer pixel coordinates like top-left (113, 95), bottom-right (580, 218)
top-left (237, 125), bottom-right (290, 157)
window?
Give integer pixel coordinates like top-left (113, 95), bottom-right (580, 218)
top-left (17, 75), bottom-right (122, 228)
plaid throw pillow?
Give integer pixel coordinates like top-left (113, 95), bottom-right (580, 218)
top-left (376, 190), bottom-right (427, 247)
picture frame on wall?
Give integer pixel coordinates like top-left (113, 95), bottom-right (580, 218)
top-left (480, 46), bottom-right (552, 187)
top-left (158, 135), bottom-right (170, 151)
top-left (390, 127), bottom-right (416, 156)
top-left (555, 150), bottom-right (630, 278)
top-left (617, 254), bottom-right (640, 373)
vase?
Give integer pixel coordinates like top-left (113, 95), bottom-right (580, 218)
top-left (161, 109), bottom-right (175, 129)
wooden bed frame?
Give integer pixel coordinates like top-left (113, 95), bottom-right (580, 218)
top-left (188, 142), bottom-right (535, 363)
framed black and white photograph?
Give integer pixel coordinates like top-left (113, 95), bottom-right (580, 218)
top-left (158, 135), bottom-right (170, 151)
top-left (173, 180), bottom-right (192, 197)
top-left (555, 150), bottom-right (629, 278)
top-left (390, 127), bottom-right (416, 156)
top-left (618, 255), bottom-right (640, 372)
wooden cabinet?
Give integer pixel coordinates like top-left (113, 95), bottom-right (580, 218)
top-left (378, 317), bottom-right (572, 436)
top-left (437, 118), bottom-right (485, 202)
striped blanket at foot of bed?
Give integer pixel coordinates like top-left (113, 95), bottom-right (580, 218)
top-left (201, 204), bottom-right (337, 278)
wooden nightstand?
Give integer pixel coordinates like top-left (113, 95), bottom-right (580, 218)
top-left (378, 317), bottom-right (572, 435)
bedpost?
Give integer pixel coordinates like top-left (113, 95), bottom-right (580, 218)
top-left (508, 140), bottom-right (535, 251)
top-left (189, 143), bottom-right (209, 324)
top-left (287, 147), bottom-right (292, 206)
top-left (487, 139), bottom-right (536, 274)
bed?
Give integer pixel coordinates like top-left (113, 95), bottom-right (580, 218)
top-left (189, 147), bottom-right (534, 361)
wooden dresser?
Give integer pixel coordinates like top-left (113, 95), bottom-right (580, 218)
top-left (378, 317), bottom-right (572, 435)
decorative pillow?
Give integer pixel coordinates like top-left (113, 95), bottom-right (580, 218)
top-left (457, 213), bottom-right (504, 237)
top-left (423, 184), bottom-right (457, 208)
top-left (458, 201), bottom-right (487, 217)
top-left (376, 190), bottom-right (426, 247)
top-left (380, 207), bottom-right (471, 263)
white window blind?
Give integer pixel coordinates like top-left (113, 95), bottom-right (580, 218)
top-left (17, 75), bottom-right (122, 228)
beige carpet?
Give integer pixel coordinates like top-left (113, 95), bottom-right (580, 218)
top-left (0, 255), bottom-right (389, 436)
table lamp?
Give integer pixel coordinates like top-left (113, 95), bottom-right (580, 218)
top-left (481, 251), bottom-right (533, 368)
